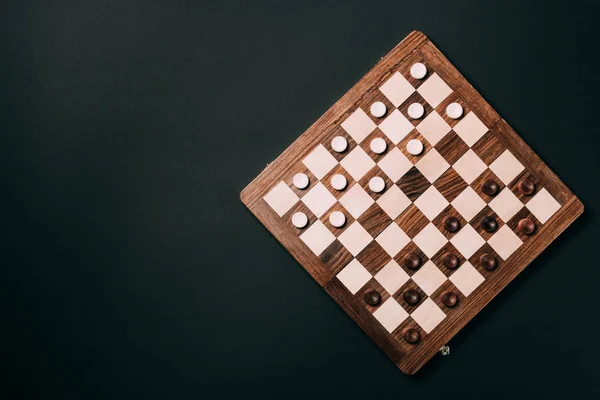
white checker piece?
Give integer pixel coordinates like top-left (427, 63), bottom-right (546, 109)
top-left (302, 144), bottom-right (338, 180)
top-left (339, 184), bottom-right (374, 219)
top-left (374, 260), bottom-right (410, 294)
top-left (340, 147), bottom-right (375, 181)
top-left (526, 188), bottom-right (561, 224)
top-left (489, 188), bottom-right (524, 222)
top-left (416, 111), bottom-right (452, 146)
top-left (337, 221), bottom-right (373, 256)
top-left (453, 150), bottom-right (487, 184)
top-left (375, 223), bottom-right (410, 257)
top-left (336, 259), bottom-right (371, 294)
top-left (376, 185), bottom-right (411, 219)
top-left (488, 225), bottom-right (523, 260)
top-left (341, 108), bottom-right (377, 144)
top-left (453, 112), bottom-right (489, 147)
top-left (451, 186), bottom-right (486, 221)
top-left (299, 220), bottom-right (335, 256)
top-left (411, 298), bottom-right (446, 334)
top-left (449, 262), bottom-right (485, 296)
top-left (413, 223), bottom-right (448, 258)
top-left (379, 72), bottom-right (415, 107)
top-left (489, 150), bottom-right (525, 185)
top-left (263, 181), bottom-right (299, 217)
top-left (301, 182), bottom-right (337, 218)
top-left (378, 109), bottom-right (414, 145)
top-left (416, 73), bottom-right (452, 108)
top-left (414, 186), bottom-right (449, 220)
top-left (415, 148), bottom-right (450, 183)
top-left (377, 147), bottom-right (413, 182)
top-left (373, 298), bottom-right (409, 333)
top-left (450, 224), bottom-right (485, 259)
top-left (411, 261), bottom-right (447, 296)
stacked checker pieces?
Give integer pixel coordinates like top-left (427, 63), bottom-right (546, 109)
top-left (263, 60), bottom-right (562, 344)
top-left (242, 31), bottom-right (583, 374)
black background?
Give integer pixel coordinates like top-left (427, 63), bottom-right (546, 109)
top-left (2, 1), bottom-right (599, 398)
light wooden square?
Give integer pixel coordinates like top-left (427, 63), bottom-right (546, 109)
top-left (415, 148), bottom-right (450, 183)
top-left (489, 150), bottom-right (525, 184)
top-left (339, 183), bottom-right (374, 219)
top-left (487, 225), bottom-right (523, 260)
top-left (338, 221), bottom-right (373, 256)
top-left (449, 262), bottom-right (485, 296)
top-left (299, 220), bottom-right (336, 256)
top-left (410, 298), bottom-right (446, 334)
top-left (341, 108), bottom-right (377, 144)
top-left (489, 188), bottom-right (524, 222)
top-left (374, 259), bottom-right (410, 294)
top-left (379, 72), bottom-right (415, 107)
top-left (263, 181), bottom-right (299, 217)
top-left (416, 73), bottom-right (452, 108)
top-left (375, 222), bottom-right (411, 257)
top-left (378, 109), bottom-right (414, 144)
top-left (453, 112), bottom-right (488, 147)
top-left (414, 186), bottom-right (449, 220)
top-left (453, 149), bottom-right (487, 184)
top-left (450, 224), bottom-right (485, 259)
top-left (416, 111), bottom-right (452, 146)
top-left (526, 188), bottom-right (561, 224)
top-left (340, 147), bottom-right (376, 181)
top-left (301, 182), bottom-right (337, 218)
top-left (336, 258), bottom-right (372, 294)
top-left (412, 222), bottom-right (448, 258)
top-left (411, 260), bottom-right (447, 296)
top-left (377, 147), bottom-right (413, 182)
top-left (373, 298), bottom-right (409, 333)
top-left (302, 144), bottom-right (338, 180)
top-left (451, 186), bottom-right (486, 221)
top-left (376, 184), bottom-right (411, 219)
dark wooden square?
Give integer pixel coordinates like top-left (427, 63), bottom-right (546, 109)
top-left (393, 241), bottom-right (429, 276)
top-left (432, 205), bottom-right (467, 239)
top-left (469, 206), bottom-right (504, 241)
top-left (435, 131), bottom-right (469, 165)
top-left (431, 242), bottom-right (467, 277)
top-left (397, 91), bottom-right (434, 126)
top-left (507, 207), bottom-right (542, 243)
top-left (397, 167), bottom-right (431, 201)
top-left (508, 170), bottom-right (542, 204)
top-left (434, 167), bottom-right (468, 203)
top-left (471, 168), bottom-right (505, 202)
top-left (357, 203), bottom-right (393, 238)
top-left (394, 204), bottom-right (429, 239)
top-left (356, 241), bottom-right (391, 275)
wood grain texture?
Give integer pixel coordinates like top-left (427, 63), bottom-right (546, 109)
top-left (240, 31), bottom-right (583, 374)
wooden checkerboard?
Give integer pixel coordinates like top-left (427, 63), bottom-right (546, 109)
top-left (240, 31), bottom-right (583, 374)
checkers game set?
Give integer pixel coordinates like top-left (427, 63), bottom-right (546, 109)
top-left (240, 31), bottom-right (583, 374)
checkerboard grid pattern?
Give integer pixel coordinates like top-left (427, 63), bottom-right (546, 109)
top-left (261, 62), bottom-right (564, 339)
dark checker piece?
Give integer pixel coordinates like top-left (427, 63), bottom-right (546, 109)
top-left (404, 253), bottom-right (421, 269)
top-left (444, 217), bottom-right (460, 232)
top-left (519, 179), bottom-right (536, 195)
top-left (364, 290), bottom-right (381, 306)
top-left (482, 179), bottom-right (499, 196)
top-left (480, 253), bottom-right (497, 270)
top-left (403, 288), bottom-right (421, 305)
top-left (481, 216), bottom-right (498, 232)
top-left (404, 328), bottom-right (420, 344)
top-left (443, 253), bottom-right (460, 269)
top-left (441, 291), bottom-right (459, 307)
top-left (518, 218), bottom-right (536, 235)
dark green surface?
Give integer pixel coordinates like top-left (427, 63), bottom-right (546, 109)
top-left (1, 0), bottom-right (598, 398)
